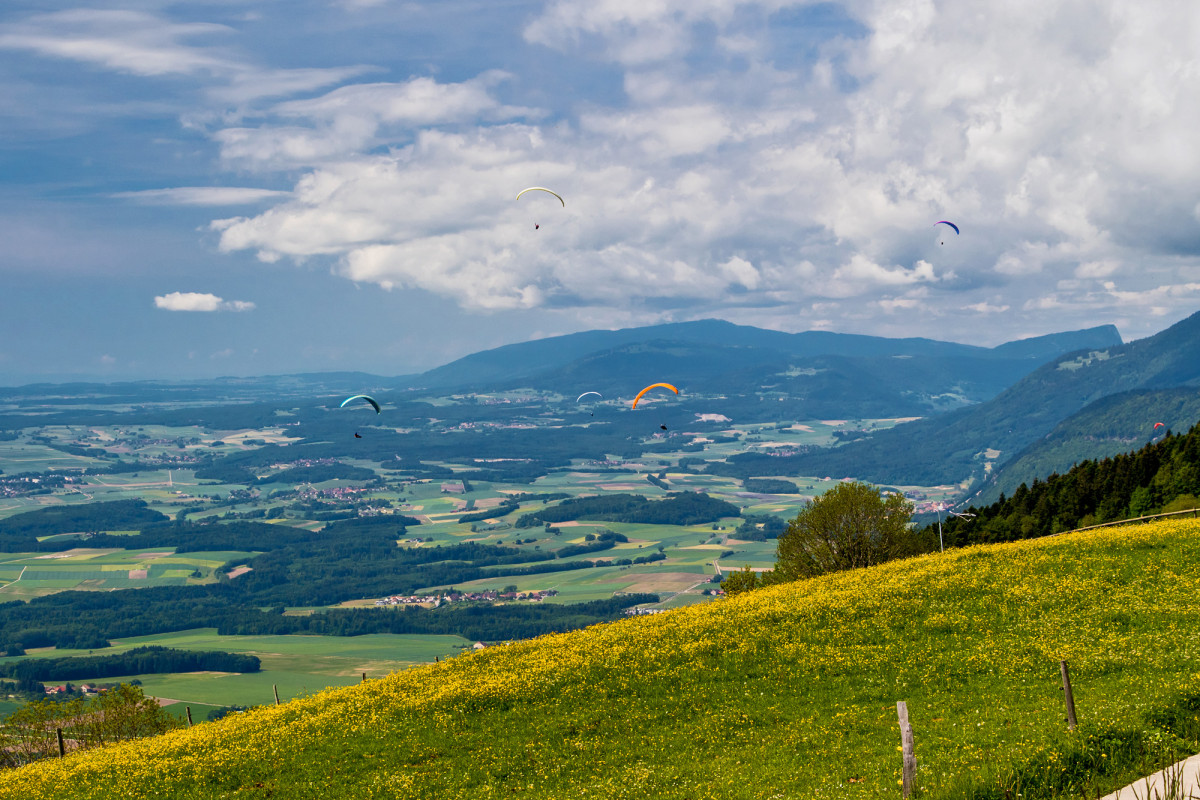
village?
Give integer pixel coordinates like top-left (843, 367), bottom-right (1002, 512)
top-left (374, 588), bottom-right (560, 607)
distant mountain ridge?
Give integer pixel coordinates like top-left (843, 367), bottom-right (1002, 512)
top-left (387, 319), bottom-right (1122, 419)
top-left (407, 319), bottom-right (1122, 392)
top-left (784, 309), bottom-right (1200, 490)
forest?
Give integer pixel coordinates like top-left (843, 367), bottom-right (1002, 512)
top-left (0, 500), bottom-right (168, 550)
top-left (1, 646), bottom-right (260, 683)
top-left (932, 424), bottom-right (1200, 546)
top-left (516, 491), bottom-right (740, 527)
top-left (0, 590), bottom-right (658, 654)
top-left (0, 516), bottom-right (643, 652)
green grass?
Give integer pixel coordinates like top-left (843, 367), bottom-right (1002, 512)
top-left (10, 519), bottom-right (1200, 798)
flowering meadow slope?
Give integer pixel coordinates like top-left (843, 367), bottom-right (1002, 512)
top-left (4, 520), bottom-right (1200, 799)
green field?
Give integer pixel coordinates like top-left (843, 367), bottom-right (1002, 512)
top-left (0, 549), bottom-right (254, 598)
top-left (3, 628), bottom-right (471, 710)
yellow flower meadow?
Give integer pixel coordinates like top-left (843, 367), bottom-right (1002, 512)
top-left (3, 519), bottom-right (1200, 799)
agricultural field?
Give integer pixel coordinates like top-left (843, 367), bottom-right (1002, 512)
top-left (1, 629), bottom-right (470, 712)
top-left (0, 550), bottom-right (253, 599)
top-left (0, 403), bottom-right (953, 612)
top-left (0, 388), bottom-right (967, 716)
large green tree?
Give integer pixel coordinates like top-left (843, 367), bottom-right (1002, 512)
top-left (774, 481), bottom-right (918, 580)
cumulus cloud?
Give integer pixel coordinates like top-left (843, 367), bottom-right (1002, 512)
top-left (22, 0), bottom-right (1187, 344)
top-left (194, 0), bottom-right (1200, 341)
top-left (154, 292), bottom-right (255, 312)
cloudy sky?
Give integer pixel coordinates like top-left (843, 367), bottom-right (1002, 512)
top-left (2, 0), bottom-right (1199, 383)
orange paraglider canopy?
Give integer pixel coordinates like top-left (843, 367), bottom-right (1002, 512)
top-left (631, 383), bottom-right (679, 409)
top-left (1154, 422), bottom-right (1165, 429)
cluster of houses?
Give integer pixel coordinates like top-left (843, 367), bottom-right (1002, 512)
top-left (375, 589), bottom-right (559, 607)
top-left (474, 395), bottom-right (540, 405)
top-left (914, 499), bottom-right (953, 515)
top-left (297, 484), bottom-right (367, 501)
top-left (43, 683), bottom-right (111, 697)
top-left (270, 456), bottom-right (340, 470)
top-left (622, 607), bottom-right (666, 616)
top-left (0, 473), bottom-right (80, 498)
top-left (584, 459), bottom-right (640, 468)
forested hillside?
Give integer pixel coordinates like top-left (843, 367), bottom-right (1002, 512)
top-left (933, 423), bottom-right (1200, 546)
top-left (786, 308), bottom-right (1200, 486)
top-left (973, 387), bottom-right (1200, 504)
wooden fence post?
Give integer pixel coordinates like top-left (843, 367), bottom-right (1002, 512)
top-left (361, 672), bottom-right (366, 683)
top-left (897, 701), bottom-right (916, 798)
top-left (57, 727), bottom-right (65, 758)
top-left (186, 706), bottom-right (193, 727)
top-left (273, 684), bottom-right (280, 706)
top-left (1060, 660), bottom-right (1078, 730)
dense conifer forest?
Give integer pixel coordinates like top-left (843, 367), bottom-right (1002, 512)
top-left (932, 424), bottom-right (1200, 546)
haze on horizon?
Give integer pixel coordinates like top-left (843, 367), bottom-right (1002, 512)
top-left (2, 0), bottom-right (1199, 385)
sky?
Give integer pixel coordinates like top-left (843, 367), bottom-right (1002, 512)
top-left (2, 0), bottom-right (1199, 384)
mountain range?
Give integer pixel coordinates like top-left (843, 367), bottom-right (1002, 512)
top-left (394, 319), bottom-right (1122, 420)
top-left (785, 309), bottom-right (1200, 493)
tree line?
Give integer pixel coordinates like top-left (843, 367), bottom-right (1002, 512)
top-left (0, 519), bottom-right (637, 652)
top-left (516, 491), bottom-right (740, 527)
top-left (1, 646), bottom-right (259, 683)
top-left (931, 425), bottom-right (1200, 546)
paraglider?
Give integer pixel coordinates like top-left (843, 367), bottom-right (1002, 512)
top-left (576, 391), bottom-right (602, 416)
top-left (516, 187), bottom-right (565, 206)
top-left (631, 383), bottom-right (679, 409)
top-left (1154, 422), bottom-right (1165, 430)
top-left (340, 395), bottom-right (381, 413)
top-left (660, 424), bottom-right (668, 431)
top-left (517, 187), bottom-right (564, 232)
top-left (354, 432), bottom-right (362, 439)
top-left (934, 220), bottom-right (959, 245)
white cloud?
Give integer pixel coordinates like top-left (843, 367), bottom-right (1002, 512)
top-left (154, 292), bottom-right (255, 312)
top-left (273, 73), bottom-right (531, 126)
top-left (80, 0), bottom-right (1196, 343)
top-left (213, 74), bottom-right (540, 169)
top-left (0, 10), bottom-right (374, 105)
top-left (0, 10), bottom-right (235, 77)
top-left (114, 187), bottom-right (291, 205)
top-left (209, 66), bottom-right (378, 105)
top-left (524, 0), bottom-right (743, 65)
top-left (965, 301), bottom-right (1011, 314)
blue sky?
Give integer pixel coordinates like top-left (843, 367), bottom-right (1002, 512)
top-left (2, 0), bottom-right (1199, 384)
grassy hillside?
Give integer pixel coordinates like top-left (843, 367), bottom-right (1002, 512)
top-left (5, 519), bottom-right (1200, 799)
